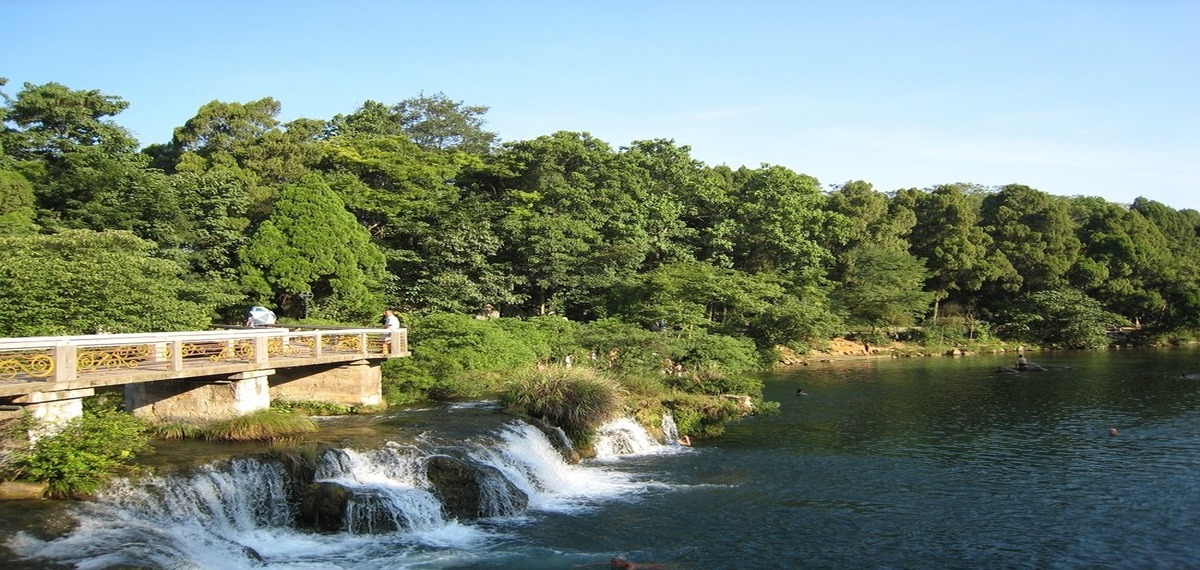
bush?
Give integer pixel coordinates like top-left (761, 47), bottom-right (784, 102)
top-left (501, 367), bottom-right (624, 442)
top-left (7, 408), bottom-right (151, 498)
top-left (204, 409), bottom-right (317, 442)
top-left (272, 400), bottom-right (356, 416)
top-left (999, 289), bottom-right (1129, 349)
top-left (672, 333), bottom-right (762, 374)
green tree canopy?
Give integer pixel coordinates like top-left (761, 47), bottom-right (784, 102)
top-left (0, 230), bottom-right (223, 336)
top-left (238, 175), bottom-right (386, 320)
top-left (998, 289), bottom-right (1127, 349)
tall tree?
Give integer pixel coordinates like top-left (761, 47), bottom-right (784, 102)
top-left (728, 164), bottom-right (847, 276)
top-left (390, 92), bottom-right (497, 154)
top-left (980, 184), bottom-right (1082, 295)
top-left (486, 131), bottom-right (653, 316)
top-left (238, 175), bottom-right (386, 320)
top-left (832, 244), bottom-right (934, 333)
top-left (0, 81), bottom-right (177, 235)
top-left (896, 184), bottom-right (1000, 317)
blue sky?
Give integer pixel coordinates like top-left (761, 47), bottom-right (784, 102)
top-left (5, 0), bottom-right (1198, 211)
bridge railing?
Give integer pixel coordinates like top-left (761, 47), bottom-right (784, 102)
top-left (0, 327), bottom-right (408, 385)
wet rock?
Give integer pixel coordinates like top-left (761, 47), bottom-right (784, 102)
top-left (425, 455), bottom-right (529, 520)
top-left (297, 481), bottom-right (351, 532)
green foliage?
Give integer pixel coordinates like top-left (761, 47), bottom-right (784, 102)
top-left (271, 400), bottom-right (356, 416)
top-left (672, 333), bottom-right (762, 374)
top-left (575, 318), bottom-right (675, 375)
top-left (4, 77), bottom-right (1199, 368)
top-left (664, 371), bottom-right (765, 397)
top-left (408, 313), bottom-right (539, 373)
top-left (833, 245), bottom-right (935, 331)
top-left (203, 409), bottom-right (317, 442)
top-left (150, 421), bottom-right (204, 440)
top-left (999, 289), bottom-right (1129, 349)
top-left (239, 174), bottom-right (386, 320)
top-left (501, 367), bottom-right (623, 441)
top-left (0, 169), bottom-right (36, 234)
top-left (0, 230), bottom-right (225, 336)
top-left (8, 408), bottom-right (150, 498)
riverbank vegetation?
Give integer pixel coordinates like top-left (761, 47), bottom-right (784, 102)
top-left (3, 79), bottom-right (1200, 483)
top-left (0, 398), bottom-right (151, 498)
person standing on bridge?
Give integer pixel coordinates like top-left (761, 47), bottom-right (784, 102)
top-left (382, 310), bottom-right (400, 330)
top-left (382, 310), bottom-right (400, 354)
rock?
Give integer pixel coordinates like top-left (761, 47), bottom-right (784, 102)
top-left (425, 455), bottom-right (529, 520)
top-left (0, 481), bottom-right (48, 500)
top-left (296, 481), bottom-right (351, 532)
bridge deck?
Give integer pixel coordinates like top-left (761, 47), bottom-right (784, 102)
top-left (0, 327), bottom-right (408, 399)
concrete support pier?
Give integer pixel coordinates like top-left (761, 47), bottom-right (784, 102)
top-left (10, 388), bottom-right (96, 429)
top-left (125, 370), bottom-right (274, 423)
top-left (270, 360), bottom-right (383, 407)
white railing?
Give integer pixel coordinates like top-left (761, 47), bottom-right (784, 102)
top-left (0, 328), bottom-right (408, 385)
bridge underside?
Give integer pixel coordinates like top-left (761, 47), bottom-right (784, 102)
top-left (2, 360), bottom-right (386, 427)
top-left (125, 360), bottom-right (383, 424)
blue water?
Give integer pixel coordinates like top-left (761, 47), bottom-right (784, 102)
top-left (4, 348), bottom-right (1199, 569)
top-left (486, 348), bottom-right (1200, 569)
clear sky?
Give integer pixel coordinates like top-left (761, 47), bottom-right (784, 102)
top-left (5, 0), bottom-right (1198, 211)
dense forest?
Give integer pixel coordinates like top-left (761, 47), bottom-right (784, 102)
top-left (3, 78), bottom-right (1200, 356)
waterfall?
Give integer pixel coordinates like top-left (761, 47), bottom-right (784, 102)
top-left (6, 459), bottom-right (294, 570)
top-left (593, 418), bottom-right (675, 459)
top-left (6, 416), bottom-right (679, 568)
top-left (662, 412), bottom-right (680, 444)
top-left (316, 445), bottom-right (447, 533)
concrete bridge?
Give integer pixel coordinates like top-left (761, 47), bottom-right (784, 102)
top-left (0, 327), bottom-right (409, 426)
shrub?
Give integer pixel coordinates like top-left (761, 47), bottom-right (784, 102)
top-left (7, 408), bottom-right (151, 498)
top-left (501, 367), bottom-right (623, 442)
top-left (272, 400), bottom-right (355, 416)
top-left (672, 333), bottom-right (762, 374)
top-left (204, 409), bottom-right (317, 442)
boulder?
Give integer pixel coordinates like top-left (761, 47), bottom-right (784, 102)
top-left (296, 481), bottom-right (351, 532)
top-left (425, 455), bottom-right (528, 520)
top-left (0, 481), bottom-right (47, 500)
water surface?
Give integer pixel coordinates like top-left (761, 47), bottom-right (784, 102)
top-left (3, 348), bottom-right (1198, 569)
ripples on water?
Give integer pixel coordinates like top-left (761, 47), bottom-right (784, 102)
top-left (681, 349), bottom-right (1200, 569)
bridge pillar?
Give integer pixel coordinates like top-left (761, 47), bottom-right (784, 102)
top-left (9, 388), bottom-right (95, 433)
top-left (125, 369), bottom-right (274, 423)
top-left (269, 360), bottom-right (383, 407)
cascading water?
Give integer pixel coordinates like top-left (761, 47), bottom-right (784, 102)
top-left (593, 417), bottom-right (678, 459)
top-left (316, 445), bottom-right (446, 533)
top-left (661, 412), bottom-right (680, 444)
top-left (6, 415), bottom-right (681, 569)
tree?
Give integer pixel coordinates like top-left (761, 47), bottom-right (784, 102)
top-left (980, 184), bottom-right (1082, 294)
top-left (0, 230), bottom-right (224, 336)
top-left (1069, 197), bottom-right (1172, 326)
top-left (165, 169), bottom-right (253, 278)
top-left (1, 81), bottom-right (170, 235)
top-left (238, 175), bottom-right (386, 320)
top-left (0, 169), bottom-right (36, 234)
top-left (728, 165), bottom-right (847, 275)
top-left (832, 245), bottom-right (934, 333)
top-left (390, 92), bottom-right (498, 154)
top-left (997, 289), bottom-right (1127, 349)
top-left (330, 93), bottom-right (498, 155)
top-left (164, 97), bottom-right (281, 158)
top-left (896, 184), bottom-right (1000, 317)
top-left (1, 81), bottom-right (137, 159)
top-left (825, 180), bottom-right (913, 254)
top-left (487, 131), bottom-right (654, 316)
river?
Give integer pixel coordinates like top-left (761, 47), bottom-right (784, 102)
top-left (2, 347), bottom-right (1198, 569)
